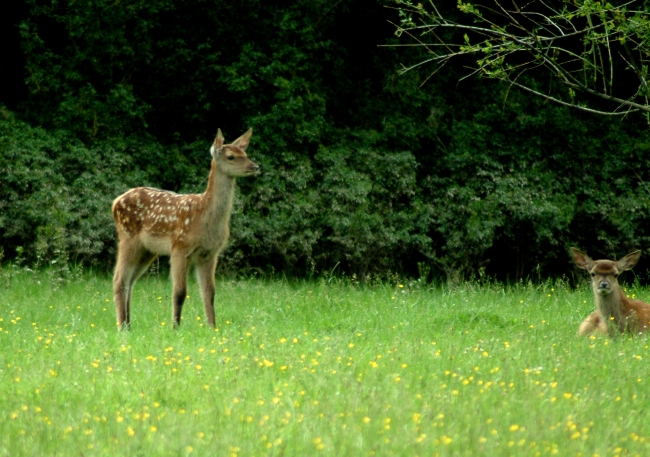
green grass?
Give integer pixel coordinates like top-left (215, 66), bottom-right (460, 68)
top-left (2, 268), bottom-right (650, 456)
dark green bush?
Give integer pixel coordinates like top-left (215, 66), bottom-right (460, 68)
top-left (3, 0), bottom-right (650, 282)
top-left (0, 108), bottom-right (147, 268)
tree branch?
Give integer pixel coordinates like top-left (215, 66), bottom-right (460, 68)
top-left (505, 78), bottom-right (639, 115)
top-left (390, 0), bottom-right (650, 117)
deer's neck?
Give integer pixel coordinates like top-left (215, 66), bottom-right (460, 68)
top-left (595, 289), bottom-right (627, 332)
top-left (202, 160), bottom-right (236, 227)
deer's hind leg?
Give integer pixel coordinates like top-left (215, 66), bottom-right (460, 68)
top-left (170, 250), bottom-right (190, 328)
top-left (126, 251), bottom-right (157, 325)
top-left (196, 255), bottom-right (218, 328)
top-left (114, 238), bottom-right (137, 330)
top-left (113, 238), bottom-right (156, 330)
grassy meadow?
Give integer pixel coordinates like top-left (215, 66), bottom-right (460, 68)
top-left (2, 267), bottom-right (650, 456)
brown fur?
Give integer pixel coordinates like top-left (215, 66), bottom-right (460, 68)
top-left (112, 128), bottom-right (258, 329)
top-left (570, 247), bottom-right (650, 336)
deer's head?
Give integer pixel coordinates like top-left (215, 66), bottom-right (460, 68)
top-left (570, 248), bottom-right (641, 296)
top-left (210, 128), bottom-right (259, 177)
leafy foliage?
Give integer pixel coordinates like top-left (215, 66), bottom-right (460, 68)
top-left (0, 108), bottom-right (148, 268)
top-left (2, 0), bottom-right (650, 281)
top-left (392, 0), bottom-right (650, 118)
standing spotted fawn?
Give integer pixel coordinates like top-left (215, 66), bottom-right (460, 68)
top-left (112, 128), bottom-right (259, 329)
top-left (570, 247), bottom-right (650, 336)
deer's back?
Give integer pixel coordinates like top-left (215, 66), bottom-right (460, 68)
top-left (113, 187), bottom-right (204, 245)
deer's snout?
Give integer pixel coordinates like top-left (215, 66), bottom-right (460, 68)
top-left (596, 280), bottom-right (613, 294)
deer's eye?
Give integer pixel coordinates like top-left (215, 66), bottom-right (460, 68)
top-left (227, 155), bottom-right (235, 161)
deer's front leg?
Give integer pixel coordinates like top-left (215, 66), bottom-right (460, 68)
top-left (170, 251), bottom-right (189, 328)
top-left (196, 256), bottom-right (218, 328)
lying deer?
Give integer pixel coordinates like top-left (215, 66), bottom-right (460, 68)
top-left (112, 128), bottom-right (259, 329)
top-left (570, 247), bottom-right (650, 336)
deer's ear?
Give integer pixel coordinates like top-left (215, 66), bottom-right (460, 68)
top-left (570, 247), bottom-right (594, 271)
top-left (231, 128), bottom-right (253, 151)
top-left (211, 129), bottom-right (225, 157)
top-left (617, 250), bottom-right (641, 271)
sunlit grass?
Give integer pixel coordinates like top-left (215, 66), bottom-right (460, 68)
top-left (2, 268), bottom-right (650, 456)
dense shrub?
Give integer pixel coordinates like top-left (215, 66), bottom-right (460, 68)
top-left (3, 0), bottom-right (650, 281)
top-left (0, 108), bottom-right (146, 267)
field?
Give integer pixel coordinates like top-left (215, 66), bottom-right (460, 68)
top-left (2, 268), bottom-right (650, 456)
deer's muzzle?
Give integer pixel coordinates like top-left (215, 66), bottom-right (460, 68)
top-left (597, 281), bottom-right (612, 294)
top-left (248, 162), bottom-right (260, 174)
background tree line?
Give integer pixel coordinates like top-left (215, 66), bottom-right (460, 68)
top-left (2, 0), bottom-right (650, 282)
